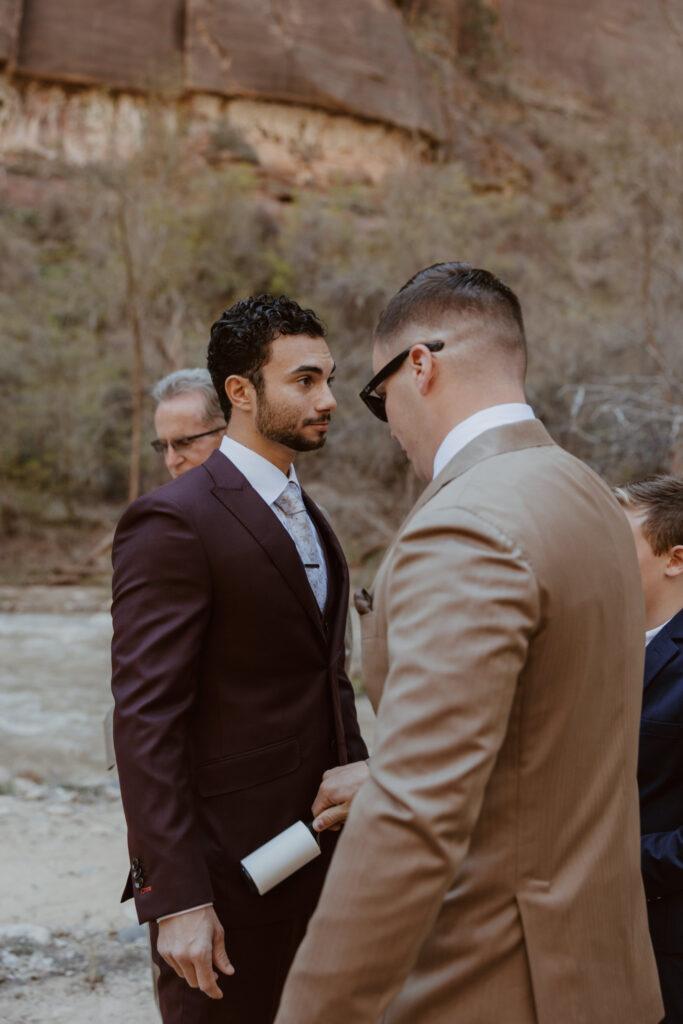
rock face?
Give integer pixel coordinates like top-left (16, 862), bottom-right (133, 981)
top-left (0, 0), bottom-right (444, 139)
top-left (0, 0), bottom-right (21, 62)
top-left (496, 0), bottom-right (683, 119)
top-left (185, 0), bottom-right (444, 138)
top-left (14, 0), bottom-right (184, 91)
top-left (2, 0), bottom-right (679, 162)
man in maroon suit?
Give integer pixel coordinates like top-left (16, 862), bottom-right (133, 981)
top-left (111, 294), bottom-right (367, 1024)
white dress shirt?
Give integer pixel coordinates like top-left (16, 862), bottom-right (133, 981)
top-left (218, 436), bottom-right (327, 587)
top-left (219, 434), bottom-right (297, 506)
top-left (432, 403), bottom-right (536, 480)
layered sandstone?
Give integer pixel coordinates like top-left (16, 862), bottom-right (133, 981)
top-left (0, 77), bottom-right (428, 185)
top-left (1, 0), bottom-right (444, 139)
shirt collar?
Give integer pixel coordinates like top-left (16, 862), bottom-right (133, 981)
top-left (646, 620), bottom-right (670, 646)
top-left (432, 403), bottom-right (536, 479)
top-left (219, 435), bottom-right (298, 506)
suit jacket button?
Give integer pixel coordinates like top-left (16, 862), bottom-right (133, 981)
top-left (132, 858), bottom-right (141, 869)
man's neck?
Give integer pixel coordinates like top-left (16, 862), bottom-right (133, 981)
top-left (426, 389), bottom-right (527, 466)
top-left (226, 423), bottom-right (293, 474)
top-left (645, 590), bottom-right (683, 632)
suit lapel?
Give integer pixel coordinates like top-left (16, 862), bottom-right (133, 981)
top-left (644, 608), bottom-right (683, 690)
top-left (305, 495), bottom-right (348, 648)
top-left (203, 451), bottom-right (325, 637)
top-left (305, 496), bottom-right (352, 761)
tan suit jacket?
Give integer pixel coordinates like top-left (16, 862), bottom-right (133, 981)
top-left (275, 420), bottom-right (663, 1024)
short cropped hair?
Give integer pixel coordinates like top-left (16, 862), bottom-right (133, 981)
top-left (151, 368), bottom-right (225, 425)
top-left (208, 294), bottom-right (325, 422)
top-left (375, 261), bottom-right (526, 368)
top-left (614, 475), bottom-right (683, 556)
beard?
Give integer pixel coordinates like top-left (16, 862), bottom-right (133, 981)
top-left (254, 386), bottom-right (330, 452)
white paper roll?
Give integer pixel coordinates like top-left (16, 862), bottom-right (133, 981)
top-left (240, 821), bottom-right (321, 896)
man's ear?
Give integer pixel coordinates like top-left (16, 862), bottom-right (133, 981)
top-left (410, 345), bottom-right (438, 398)
top-left (224, 375), bottom-right (254, 413)
top-left (664, 544), bottom-right (683, 578)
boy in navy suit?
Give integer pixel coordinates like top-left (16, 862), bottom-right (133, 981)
top-left (617, 476), bottom-right (683, 1023)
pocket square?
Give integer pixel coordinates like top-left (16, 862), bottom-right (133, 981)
top-left (354, 588), bottom-right (373, 615)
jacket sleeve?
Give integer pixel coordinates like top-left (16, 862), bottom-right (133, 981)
top-left (274, 506), bottom-right (540, 1024)
top-left (111, 492), bottom-right (214, 923)
top-left (641, 828), bottom-right (683, 898)
top-left (312, 498), bottom-right (368, 764)
top-left (337, 652), bottom-right (369, 763)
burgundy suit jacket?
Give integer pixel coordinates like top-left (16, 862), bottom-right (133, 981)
top-left (111, 449), bottom-right (367, 927)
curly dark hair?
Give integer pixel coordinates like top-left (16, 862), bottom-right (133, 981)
top-left (207, 294), bottom-right (326, 422)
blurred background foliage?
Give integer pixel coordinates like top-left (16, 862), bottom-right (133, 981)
top-left (1, 42), bottom-right (682, 580)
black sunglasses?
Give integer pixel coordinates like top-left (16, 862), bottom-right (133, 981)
top-left (359, 341), bottom-right (445, 421)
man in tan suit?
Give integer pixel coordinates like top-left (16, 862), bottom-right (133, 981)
top-left (275, 262), bottom-right (663, 1024)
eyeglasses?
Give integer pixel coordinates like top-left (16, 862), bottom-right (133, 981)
top-left (150, 427), bottom-right (225, 455)
top-left (359, 341), bottom-right (444, 421)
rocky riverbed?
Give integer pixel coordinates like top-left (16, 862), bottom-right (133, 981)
top-left (0, 587), bottom-right (154, 1022)
top-left (0, 586), bottom-right (374, 1022)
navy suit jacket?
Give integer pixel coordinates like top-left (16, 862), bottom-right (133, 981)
top-left (639, 605), bottom-right (683, 953)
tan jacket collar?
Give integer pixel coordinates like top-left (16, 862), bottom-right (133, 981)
top-left (355, 420), bottom-right (556, 615)
top-left (411, 418), bottom-right (555, 521)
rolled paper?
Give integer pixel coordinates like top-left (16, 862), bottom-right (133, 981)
top-left (240, 821), bottom-right (321, 896)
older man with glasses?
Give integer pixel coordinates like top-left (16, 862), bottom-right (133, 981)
top-left (151, 369), bottom-right (228, 478)
top-left (105, 368), bottom-right (227, 756)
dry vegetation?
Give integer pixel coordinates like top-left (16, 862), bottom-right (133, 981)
top-left (1, 23), bottom-right (682, 579)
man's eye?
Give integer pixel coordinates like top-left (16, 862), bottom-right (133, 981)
top-left (298, 377), bottom-right (312, 387)
top-left (328, 377), bottom-right (336, 387)
top-left (173, 438), bottom-right (192, 450)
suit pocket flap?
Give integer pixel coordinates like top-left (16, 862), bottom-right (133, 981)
top-left (640, 719), bottom-right (683, 739)
top-left (195, 738), bottom-right (300, 797)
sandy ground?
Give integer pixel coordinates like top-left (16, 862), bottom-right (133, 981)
top-left (0, 586), bottom-right (375, 1023)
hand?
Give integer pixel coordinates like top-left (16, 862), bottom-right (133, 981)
top-left (157, 906), bottom-right (234, 999)
top-left (312, 760), bottom-right (370, 832)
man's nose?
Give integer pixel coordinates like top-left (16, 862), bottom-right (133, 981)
top-left (317, 384), bottom-right (337, 412)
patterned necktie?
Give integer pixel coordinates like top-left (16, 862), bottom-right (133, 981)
top-left (274, 481), bottom-right (327, 612)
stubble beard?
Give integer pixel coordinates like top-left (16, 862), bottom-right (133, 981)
top-left (254, 388), bottom-right (329, 453)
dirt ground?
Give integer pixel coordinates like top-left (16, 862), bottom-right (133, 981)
top-left (0, 585), bottom-right (375, 1023)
